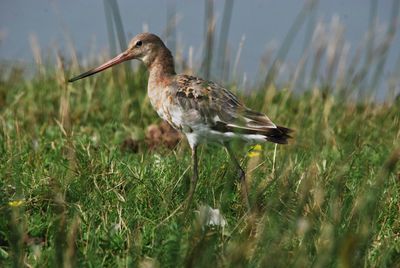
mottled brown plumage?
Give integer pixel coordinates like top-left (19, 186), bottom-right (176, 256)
top-left (69, 32), bottom-right (292, 210)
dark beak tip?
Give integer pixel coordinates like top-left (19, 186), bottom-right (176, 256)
top-left (68, 75), bottom-right (80, 83)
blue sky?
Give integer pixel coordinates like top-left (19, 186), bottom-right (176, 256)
top-left (1, 0), bottom-right (399, 96)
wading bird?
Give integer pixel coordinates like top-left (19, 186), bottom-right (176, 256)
top-left (69, 33), bottom-right (292, 209)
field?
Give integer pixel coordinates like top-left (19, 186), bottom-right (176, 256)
top-left (0, 58), bottom-right (399, 267)
top-left (1, 1), bottom-right (400, 265)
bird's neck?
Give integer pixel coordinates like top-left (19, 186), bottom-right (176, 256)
top-left (147, 48), bottom-right (176, 85)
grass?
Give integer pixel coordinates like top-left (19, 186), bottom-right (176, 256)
top-left (0, 59), bottom-right (399, 267)
top-left (1, 2), bottom-right (400, 265)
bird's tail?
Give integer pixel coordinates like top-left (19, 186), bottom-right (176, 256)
top-left (210, 108), bottom-right (293, 144)
top-left (263, 125), bottom-right (293, 144)
top-left (212, 121), bottom-right (293, 144)
top-left (241, 109), bottom-right (293, 144)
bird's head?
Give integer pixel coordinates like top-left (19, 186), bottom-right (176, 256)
top-left (68, 32), bottom-right (168, 82)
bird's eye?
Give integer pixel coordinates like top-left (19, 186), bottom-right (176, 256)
top-left (135, 40), bottom-right (142, 47)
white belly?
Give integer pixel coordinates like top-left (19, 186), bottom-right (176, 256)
top-left (185, 124), bottom-right (267, 149)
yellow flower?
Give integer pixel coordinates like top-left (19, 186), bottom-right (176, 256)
top-left (252, 144), bottom-right (262, 151)
top-left (247, 151), bottom-right (260, 158)
top-left (248, 144), bottom-right (262, 158)
top-left (8, 199), bottom-right (24, 207)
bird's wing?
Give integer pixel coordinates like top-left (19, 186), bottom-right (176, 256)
top-left (174, 74), bottom-right (278, 133)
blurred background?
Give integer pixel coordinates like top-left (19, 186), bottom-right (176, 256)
top-left (1, 0), bottom-right (399, 100)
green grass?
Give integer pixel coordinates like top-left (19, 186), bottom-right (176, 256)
top-left (0, 63), bottom-right (399, 267)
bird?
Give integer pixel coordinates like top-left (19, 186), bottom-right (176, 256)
top-left (69, 32), bottom-right (292, 210)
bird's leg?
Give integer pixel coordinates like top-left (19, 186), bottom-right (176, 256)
top-left (225, 144), bottom-right (251, 211)
top-left (186, 145), bottom-right (198, 210)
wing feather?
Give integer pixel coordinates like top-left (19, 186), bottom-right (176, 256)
top-left (174, 74), bottom-right (292, 143)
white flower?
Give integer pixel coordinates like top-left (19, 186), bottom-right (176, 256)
top-left (198, 205), bottom-right (227, 228)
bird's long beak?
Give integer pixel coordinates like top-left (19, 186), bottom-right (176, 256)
top-left (68, 51), bottom-right (132, 82)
